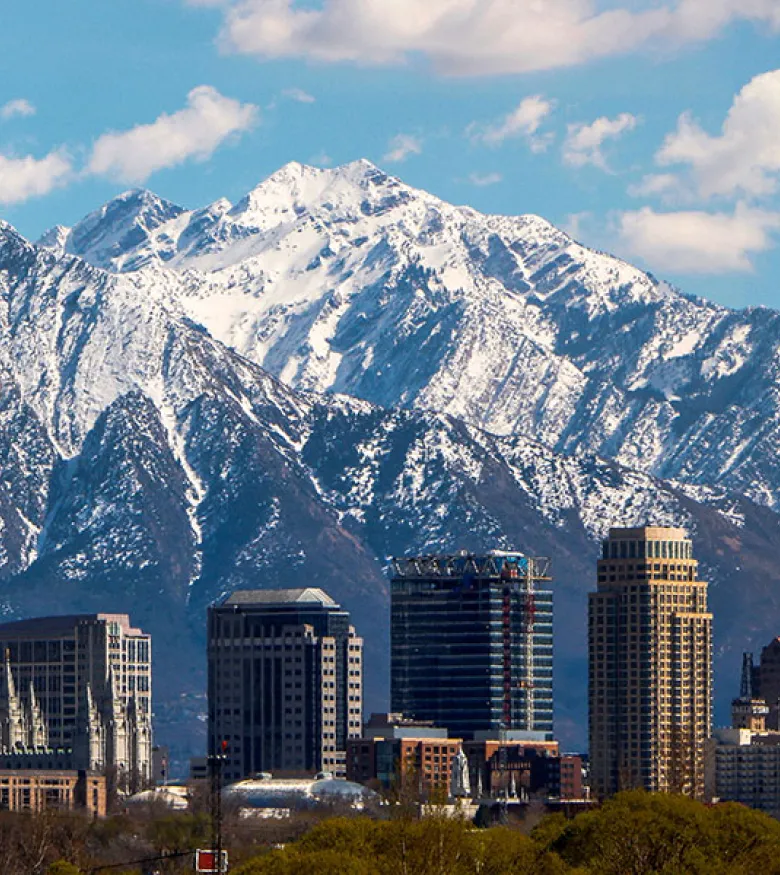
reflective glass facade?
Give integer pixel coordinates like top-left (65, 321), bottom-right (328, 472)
top-left (391, 553), bottom-right (553, 739)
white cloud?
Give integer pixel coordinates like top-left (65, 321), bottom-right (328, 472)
top-left (87, 86), bottom-right (258, 183)
top-left (0, 150), bottom-right (72, 205)
top-left (628, 173), bottom-right (680, 199)
top-left (198, 0), bottom-right (780, 77)
top-left (282, 87), bottom-right (315, 103)
top-left (617, 203), bottom-right (780, 273)
top-left (383, 134), bottom-right (422, 163)
top-left (469, 96), bottom-right (555, 151)
top-left (469, 172), bottom-right (503, 187)
top-left (0, 99), bottom-right (36, 121)
top-left (310, 151), bottom-right (332, 166)
top-left (564, 211), bottom-right (594, 239)
top-left (563, 112), bottom-right (639, 170)
top-left (656, 69), bottom-right (780, 200)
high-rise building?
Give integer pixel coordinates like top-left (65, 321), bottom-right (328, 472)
top-left (751, 638), bottom-right (780, 730)
top-left (391, 551), bottom-right (553, 739)
top-left (588, 526), bottom-right (712, 799)
top-left (0, 613), bottom-right (153, 789)
top-left (208, 588), bottom-right (363, 783)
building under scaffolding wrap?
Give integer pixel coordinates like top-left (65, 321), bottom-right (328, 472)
top-left (390, 551), bottom-right (553, 740)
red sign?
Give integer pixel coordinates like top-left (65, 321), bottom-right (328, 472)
top-left (195, 849), bottom-right (228, 873)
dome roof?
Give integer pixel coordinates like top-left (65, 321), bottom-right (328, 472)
top-left (222, 777), bottom-right (377, 809)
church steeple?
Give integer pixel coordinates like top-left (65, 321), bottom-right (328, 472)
top-left (0, 651), bottom-right (26, 750)
top-left (27, 681), bottom-right (47, 748)
top-left (75, 683), bottom-right (103, 771)
top-left (103, 666), bottom-right (129, 790)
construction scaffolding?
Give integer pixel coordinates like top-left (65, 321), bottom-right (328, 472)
top-left (390, 550), bottom-right (553, 740)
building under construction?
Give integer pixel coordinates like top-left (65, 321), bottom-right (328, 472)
top-left (390, 551), bottom-right (553, 740)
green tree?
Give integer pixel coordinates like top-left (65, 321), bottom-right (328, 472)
top-left (548, 790), bottom-right (780, 875)
top-left (46, 863), bottom-right (82, 875)
top-left (233, 848), bottom-right (376, 875)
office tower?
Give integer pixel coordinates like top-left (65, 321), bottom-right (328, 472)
top-left (731, 652), bottom-right (769, 731)
top-left (391, 551), bottom-right (553, 739)
top-left (0, 613), bottom-right (153, 788)
top-left (208, 588), bottom-right (363, 782)
top-left (589, 526), bottom-right (712, 799)
top-left (751, 638), bottom-right (780, 730)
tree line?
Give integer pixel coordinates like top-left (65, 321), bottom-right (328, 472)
top-left (11, 789), bottom-right (780, 874)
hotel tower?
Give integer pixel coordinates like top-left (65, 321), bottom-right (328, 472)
top-left (588, 526), bottom-right (712, 798)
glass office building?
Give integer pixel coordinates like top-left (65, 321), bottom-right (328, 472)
top-left (391, 552), bottom-right (553, 739)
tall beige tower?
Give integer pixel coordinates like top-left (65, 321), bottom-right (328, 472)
top-left (589, 526), bottom-right (712, 799)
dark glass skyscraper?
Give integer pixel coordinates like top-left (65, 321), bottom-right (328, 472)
top-left (391, 552), bottom-right (553, 739)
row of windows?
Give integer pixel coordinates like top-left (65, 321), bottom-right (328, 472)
top-left (602, 539), bottom-right (693, 560)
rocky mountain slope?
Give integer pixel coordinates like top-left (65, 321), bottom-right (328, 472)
top-left (0, 162), bottom-right (774, 762)
top-left (44, 160), bottom-right (780, 513)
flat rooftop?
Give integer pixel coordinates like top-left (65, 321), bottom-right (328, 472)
top-left (0, 614), bottom-right (144, 637)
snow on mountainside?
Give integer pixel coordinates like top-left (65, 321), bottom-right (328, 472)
top-left (6, 162), bottom-right (779, 754)
top-left (45, 160), bottom-right (780, 510)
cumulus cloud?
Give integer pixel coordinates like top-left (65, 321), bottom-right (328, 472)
top-left (197, 0), bottom-right (780, 77)
top-left (87, 86), bottom-right (258, 183)
top-left (655, 69), bottom-right (780, 200)
top-left (617, 203), bottom-right (780, 273)
top-left (0, 150), bottom-right (72, 205)
top-left (383, 134), bottom-right (422, 163)
top-left (469, 96), bottom-right (555, 151)
top-left (628, 173), bottom-right (680, 199)
top-left (469, 172), bottom-right (503, 187)
top-left (563, 112), bottom-right (639, 170)
top-left (0, 99), bottom-right (36, 120)
top-left (282, 87), bottom-right (315, 103)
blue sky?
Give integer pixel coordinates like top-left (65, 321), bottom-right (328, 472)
top-left (1, 0), bottom-right (779, 309)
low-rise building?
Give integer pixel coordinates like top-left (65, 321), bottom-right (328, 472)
top-left (0, 770), bottom-right (106, 816)
top-left (347, 716), bottom-right (585, 802)
top-left (346, 713), bottom-right (461, 795)
top-left (706, 651), bottom-right (780, 815)
top-left (706, 728), bottom-right (780, 816)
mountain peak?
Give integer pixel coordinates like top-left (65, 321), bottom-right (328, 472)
top-left (37, 224), bottom-right (71, 256)
top-left (65, 188), bottom-right (185, 271)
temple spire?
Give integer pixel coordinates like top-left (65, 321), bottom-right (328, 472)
top-left (28, 681), bottom-right (47, 748)
top-left (2, 650), bottom-right (16, 704)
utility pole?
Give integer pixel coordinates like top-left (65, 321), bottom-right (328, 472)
top-left (209, 740), bottom-right (229, 873)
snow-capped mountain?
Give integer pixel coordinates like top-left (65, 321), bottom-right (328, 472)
top-left (0, 160), bottom-right (774, 759)
top-left (45, 160), bottom-right (780, 512)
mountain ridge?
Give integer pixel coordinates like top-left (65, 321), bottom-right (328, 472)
top-left (36, 160), bottom-right (780, 512)
top-left (2, 162), bottom-right (779, 762)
